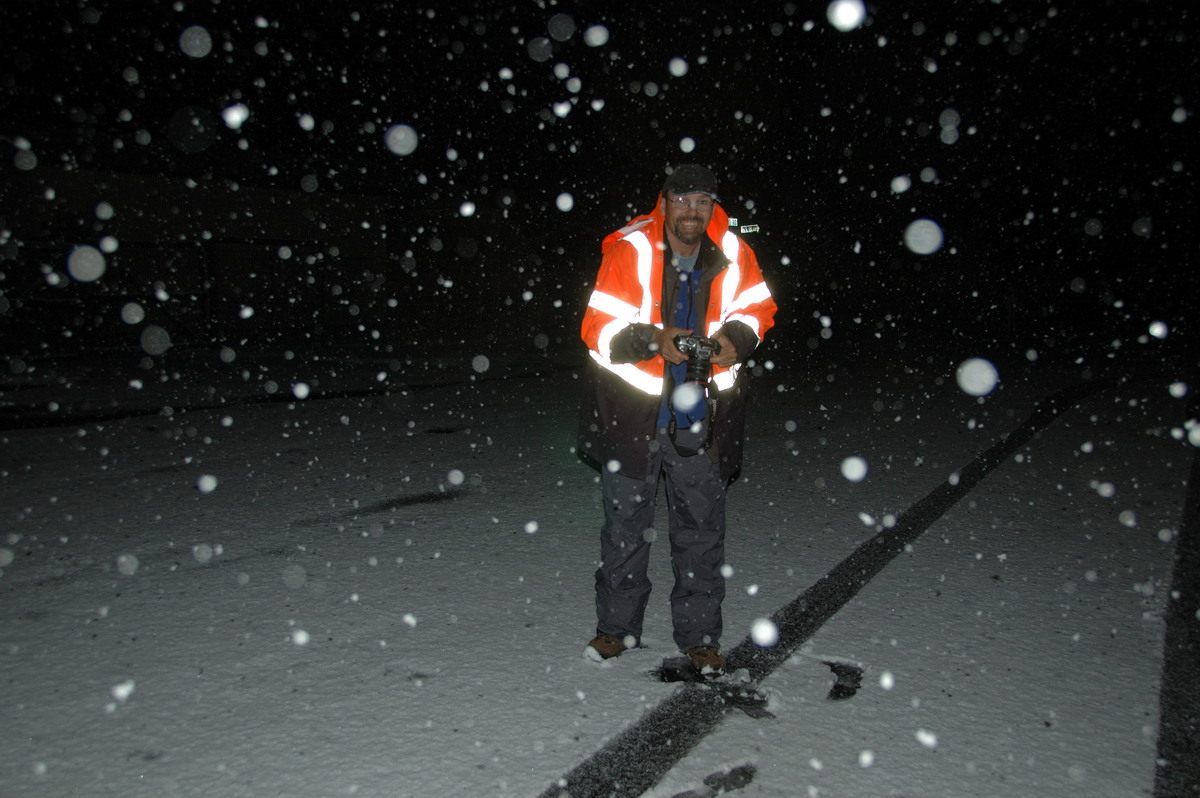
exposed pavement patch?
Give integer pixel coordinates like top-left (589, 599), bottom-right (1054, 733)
top-left (289, 489), bottom-right (464, 529)
top-left (1153, 432), bottom-right (1200, 797)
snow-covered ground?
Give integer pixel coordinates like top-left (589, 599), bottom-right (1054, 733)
top-left (1, 343), bottom-right (1190, 797)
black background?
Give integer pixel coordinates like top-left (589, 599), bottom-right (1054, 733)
top-left (2, 0), bottom-right (1196, 409)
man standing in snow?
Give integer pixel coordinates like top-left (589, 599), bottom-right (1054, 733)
top-left (578, 164), bottom-right (777, 675)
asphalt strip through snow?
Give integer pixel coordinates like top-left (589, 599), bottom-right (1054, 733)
top-left (1152, 402), bottom-right (1200, 798)
top-left (541, 376), bottom-right (1197, 797)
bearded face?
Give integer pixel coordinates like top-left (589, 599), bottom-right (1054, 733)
top-left (664, 192), bottom-right (715, 250)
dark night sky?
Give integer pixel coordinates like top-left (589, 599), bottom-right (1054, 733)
top-left (1, 0), bottom-right (1197, 375)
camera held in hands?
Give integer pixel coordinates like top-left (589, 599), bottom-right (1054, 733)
top-left (668, 334), bottom-right (721, 457)
top-left (673, 334), bottom-right (722, 384)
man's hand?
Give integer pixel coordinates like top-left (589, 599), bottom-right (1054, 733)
top-left (711, 330), bottom-right (739, 368)
top-left (652, 326), bottom-right (692, 365)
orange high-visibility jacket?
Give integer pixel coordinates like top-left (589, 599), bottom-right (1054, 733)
top-left (581, 196), bottom-right (775, 395)
top-left (578, 196), bottom-right (776, 481)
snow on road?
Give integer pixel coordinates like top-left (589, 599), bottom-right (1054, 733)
top-left (1, 352), bottom-right (1188, 797)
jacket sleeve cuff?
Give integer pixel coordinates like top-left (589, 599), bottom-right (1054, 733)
top-left (719, 320), bottom-right (759, 362)
top-left (609, 323), bottom-right (659, 363)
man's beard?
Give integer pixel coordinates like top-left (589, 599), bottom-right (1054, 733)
top-left (672, 216), bottom-right (705, 245)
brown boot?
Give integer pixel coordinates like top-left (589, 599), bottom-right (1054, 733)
top-left (685, 645), bottom-right (727, 676)
top-left (585, 633), bottom-right (632, 661)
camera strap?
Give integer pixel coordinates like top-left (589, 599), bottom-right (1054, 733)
top-left (665, 253), bottom-right (712, 456)
top-left (666, 373), bottom-right (716, 457)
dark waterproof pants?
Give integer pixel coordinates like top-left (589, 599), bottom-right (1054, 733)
top-left (594, 428), bottom-right (728, 652)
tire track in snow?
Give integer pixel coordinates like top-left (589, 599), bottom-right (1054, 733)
top-left (1152, 424), bottom-right (1200, 797)
top-left (541, 377), bottom-right (1114, 798)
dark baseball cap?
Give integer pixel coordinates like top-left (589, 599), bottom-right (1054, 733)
top-left (662, 164), bottom-right (719, 200)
